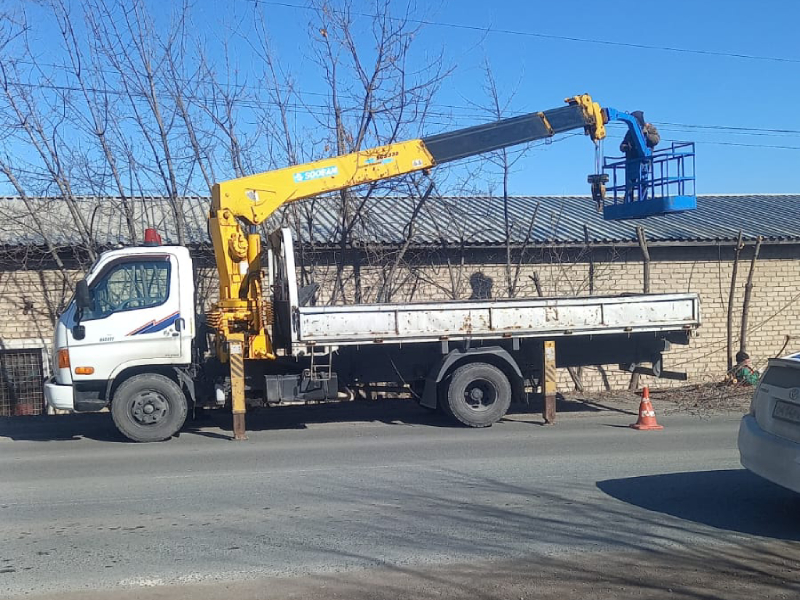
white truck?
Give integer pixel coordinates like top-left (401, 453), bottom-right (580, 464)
top-left (45, 226), bottom-right (701, 441)
top-left (44, 93), bottom-right (701, 442)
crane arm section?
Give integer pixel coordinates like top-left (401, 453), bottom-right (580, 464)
top-left (207, 94), bottom-right (606, 361)
top-left (210, 97), bottom-right (604, 227)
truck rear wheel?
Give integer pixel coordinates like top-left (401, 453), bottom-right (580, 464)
top-left (444, 362), bottom-right (511, 427)
top-left (111, 373), bottom-right (188, 442)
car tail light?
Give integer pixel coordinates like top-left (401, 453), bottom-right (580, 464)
top-left (57, 348), bottom-right (70, 369)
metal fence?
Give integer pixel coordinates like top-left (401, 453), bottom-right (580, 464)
top-left (0, 349), bottom-right (45, 416)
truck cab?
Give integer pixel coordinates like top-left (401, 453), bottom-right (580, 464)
top-left (44, 242), bottom-right (195, 437)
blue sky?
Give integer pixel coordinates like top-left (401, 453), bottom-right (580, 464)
top-left (261, 0), bottom-right (800, 195)
top-left (9, 0), bottom-right (800, 196)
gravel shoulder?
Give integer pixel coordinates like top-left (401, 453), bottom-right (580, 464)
top-left (549, 382), bottom-right (753, 419)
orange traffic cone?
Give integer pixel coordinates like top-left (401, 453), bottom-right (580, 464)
top-left (630, 386), bottom-right (663, 430)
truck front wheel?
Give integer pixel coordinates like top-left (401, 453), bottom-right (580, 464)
top-left (111, 374), bottom-right (188, 442)
top-left (443, 362), bottom-right (511, 427)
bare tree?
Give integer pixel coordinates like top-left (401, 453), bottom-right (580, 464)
top-left (0, 47), bottom-right (98, 261)
top-left (49, 0), bottom-right (138, 244)
top-left (0, 0), bottom-right (458, 323)
top-left (473, 61), bottom-right (532, 298)
top-left (0, 10), bottom-right (80, 333)
top-left (82, 0), bottom-right (192, 243)
top-left (304, 0), bottom-right (451, 304)
top-left (246, 13), bottom-right (318, 289)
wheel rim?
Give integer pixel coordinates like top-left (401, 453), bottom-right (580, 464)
top-left (463, 378), bottom-right (497, 412)
top-left (130, 390), bottom-right (170, 426)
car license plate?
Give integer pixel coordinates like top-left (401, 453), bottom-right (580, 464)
top-left (773, 400), bottom-right (800, 424)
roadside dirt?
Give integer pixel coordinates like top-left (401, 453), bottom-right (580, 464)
top-left (649, 382), bottom-right (753, 416)
top-left (552, 382), bottom-right (753, 418)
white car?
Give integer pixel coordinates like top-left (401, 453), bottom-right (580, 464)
top-left (738, 353), bottom-right (800, 493)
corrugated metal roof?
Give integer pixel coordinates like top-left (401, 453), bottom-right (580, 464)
top-left (0, 196), bottom-right (209, 249)
top-left (0, 194), bottom-right (798, 248)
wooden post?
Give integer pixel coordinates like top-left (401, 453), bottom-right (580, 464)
top-left (597, 365), bottom-right (612, 391)
top-left (628, 371), bottom-right (641, 392)
top-left (578, 224), bottom-right (592, 393)
top-left (629, 226), bottom-right (650, 391)
top-left (567, 367), bottom-right (585, 394)
top-left (353, 250), bottom-right (362, 304)
top-left (531, 270), bottom-right (581, 392)
top-left (636, 226), bottom-right (650, 294)
top-left (584, 224), bottom-right (594, 296)
top-left (542, 340), bottom-right (557, 424)
top-left (727, 230), bottom-right (744, 371)
top-left (228, 334), bottom-right (247, 441)
top-left (740, 236), bottom-right (763, 354)
top-left (531, 271), bottom-right (543, 297)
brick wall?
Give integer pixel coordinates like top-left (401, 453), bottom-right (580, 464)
top-left (0, 267), bottom-right (79, 354)
top-left (3, 243), bottom-right (798, 392)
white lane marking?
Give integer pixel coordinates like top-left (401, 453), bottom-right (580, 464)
top-left (118, 577), bottom-right (165, 587)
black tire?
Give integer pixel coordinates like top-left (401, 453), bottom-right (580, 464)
top-left (444, 362), bottom-right (512, 427)
top-left (111, 373), bottom-right (188, 442)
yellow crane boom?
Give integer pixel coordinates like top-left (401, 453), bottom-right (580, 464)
top-left (207, 94), bottom-right (605, 360)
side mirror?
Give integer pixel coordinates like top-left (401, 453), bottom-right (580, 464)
top-left (75, 279), bottom-right (91, 310)
top-left (73, 280), bottom-right (90, 339)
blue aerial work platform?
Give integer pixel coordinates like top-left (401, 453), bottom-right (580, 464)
top-left (593, 108), bottom-right (697, 221)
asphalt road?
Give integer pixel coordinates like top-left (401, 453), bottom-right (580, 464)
top-left (2, 400), bottom-right (800, 599)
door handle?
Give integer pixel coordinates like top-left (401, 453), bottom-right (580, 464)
top-left (175, 317), bottom-right (185, 332)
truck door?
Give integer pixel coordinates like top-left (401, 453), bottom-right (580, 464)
top-left (67, 254), bottom-right (183, 380)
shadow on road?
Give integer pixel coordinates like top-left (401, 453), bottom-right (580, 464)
top-left (598, 469), bottom-right (800, 540)
top-left (0, 400), bottom-right (444, 442)
top-left (524, 393), bottom-right (638, 416)
top-left (1, 395), bottom-right (619, 442)
top-left (0, 386), bottom-right (636, 443)
top-left (0, 413), bottom-right (126, 443)
top-left (0, 400), bottom-right (459, 442)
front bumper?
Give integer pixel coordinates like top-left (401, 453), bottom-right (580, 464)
top-left (738, 414), bottom-right (800, 494)
top-left (44, 377), bottom-right (74, 411)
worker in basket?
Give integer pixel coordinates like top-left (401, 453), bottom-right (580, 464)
top-left (620, 110), bottom-right (660, 203)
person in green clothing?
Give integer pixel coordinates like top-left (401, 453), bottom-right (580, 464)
top-left (734, 351), bottom-right (760, 385)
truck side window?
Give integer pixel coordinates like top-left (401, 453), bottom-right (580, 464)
top-left (83, 260), bottom-right (170, 321)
